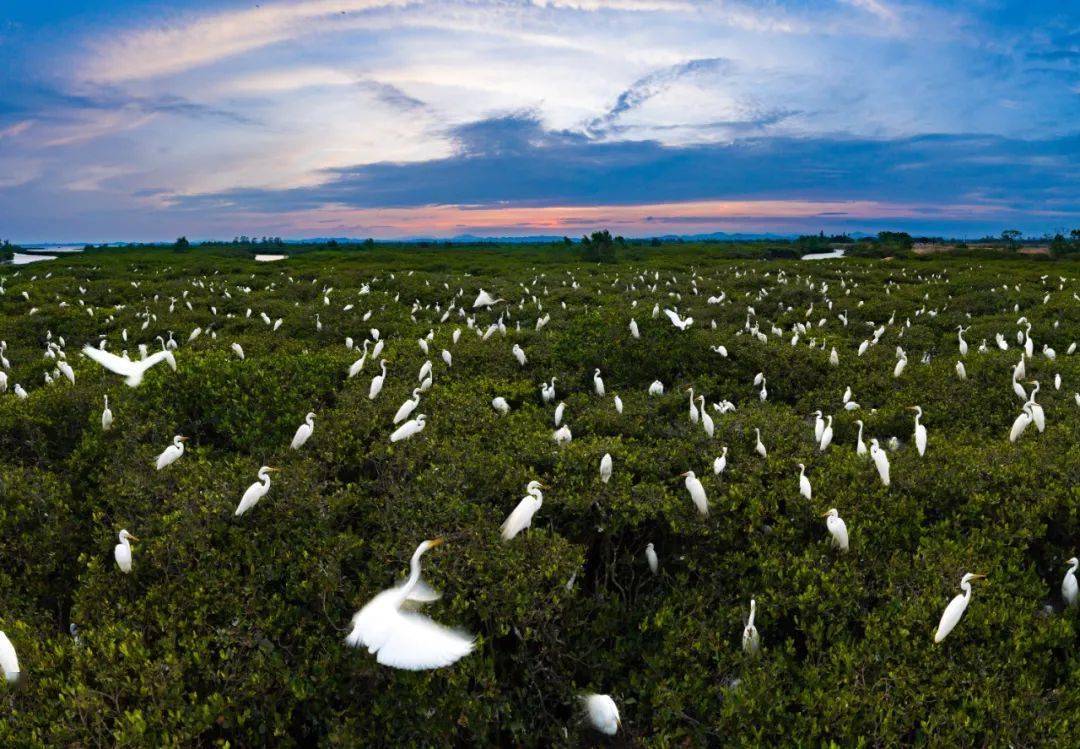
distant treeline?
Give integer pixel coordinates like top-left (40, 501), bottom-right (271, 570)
top-left (60, 227), bottom-right (1080, 263)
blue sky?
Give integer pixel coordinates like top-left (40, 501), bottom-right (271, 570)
top-left (0, 0), bottom-right (1076, 241)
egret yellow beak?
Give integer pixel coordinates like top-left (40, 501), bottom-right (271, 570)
top-left (820, 511), bottom-right (831, 517)
top-left (178, 436), bottom-right (189, 442)
top-left (428, 537), bottom-right (445, 548)
top-left (971, 573), bottom-right (987, 580)
top-left (127, 534), bottom-right (138, 542)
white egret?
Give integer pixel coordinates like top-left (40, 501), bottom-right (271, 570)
top-left (1009, 403), bottom-right (1033, 443)
top-left (754, 428), bottom-right (767, 458)
top-left (909, 406), bottom-right (927, 456)
top-left (155, 435), bottom-right (188, 470)
top-left (441, 349), bottom-right (452, 367)
top-left (600, 453), bottom-right (612, 483)
top-left (613, 394), bottom-right (623, 414)
top-left (648, 380), bottom-right (664, 396)
top-left (82, 345), bottom-right (175, 387)
top-left (392, 389), bottom-right (421, 424)
top-left (345, 538), bottom-right (475, 670)
top-left (822, 508), bottom-right (849, 552)
top-left (369, 360), bottom-right (388, 400)
top-left (934, 572), bottom-right (986, 643)
top-left (1063, 557), bottom-right (1079, 608)
top-left (236, 466), bottom-right (278, 515)
top-left (812, 410), bottom-right (825, 442)
top-left (742, 599), bottom-right (760, 655)
top-left (869, 439), bottom-right (890, 486)
top-left (553, 424), bottom-right (572, 445)
top-left (501, 481), bottom-right (545, 540)
top-left (956, 360), bottom-right (966, 380)
top-left (1026, 381), bottom-right (1045, 432)
top-left (348, 340), bottom-right (370, 378)
top-left (687, 388), bottom-right (699, 423)
top-left (472, 289), bottom-right (503, 308)
top-left (511, 344), bottom-right (527, 367)
top-left (713, 446), bottom-right (728, 475)
top-left (798, 463), bottom-right (812, 500)
top-left (0, 632), bottom-right (19, 683)
top-left (593, 369), bottom-right (605, 397)
top-left (645, 543), bottom-right (658, 574)
top-left (231, 342), bottom-right (245, 360)
top-left (855, 420), bottom-right (867, 456)
top-left (554, 401), bottom-right (565, 426)
top-left (290, 412), bottom-right (316, 449)
top-left (113, 529), bottom-right (138, 573)
top-left (390, 414), bottom-right (426, 442)
top-left (679, 470), bottom-right (708, 515)
top-left (582, 694), bottom-right (621, 735)
top-left (699, 396), bottom-right (714, 437)
top-left (819, 415), bottom-right (833, 451)
top-left (491, 396), bottom-right (510, 414)
top-left (101, 395), bottom-right (113, 431)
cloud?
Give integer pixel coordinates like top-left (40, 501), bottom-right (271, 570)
top-left (167, 114), bottom-right (1079, 222)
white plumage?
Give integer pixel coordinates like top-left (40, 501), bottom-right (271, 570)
top-left (390, 414), bottom-right (426, 442)
top-left (582, 693), bottom-right (621, 735)
top-left (934, 573), bottom-right (985, 643)
top-left (0, 631), bottom-right (19, 683)
top-left (113, 529), bottom-right (137, 573)
top-left (82, 345), bottom-right (175, 387)
top-left (236, 466), bottom-right (277, 515)
top-left (681, 470), bottom-right (708, 515)
top-left (501, 481), bottom-right (544, 540)
top-left (290, 412), bottom-right (315, 449)
top-left (155, 435), bottom-right (188, 470)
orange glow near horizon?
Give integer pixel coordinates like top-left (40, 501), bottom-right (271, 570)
top-left (228, 198), bottom-right (1008, 237)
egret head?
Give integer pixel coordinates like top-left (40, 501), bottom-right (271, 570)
top-left (1067, 557), bottom-right (1079, 567)
top-left (306, 412), bottom-right (316, 421)
top-left (118, 529), bottom-right (137, 543)
top-left (418, 538), bottom-right (445, 555)
top-left (821, 508), bottom-right (838, 518)
top-left (797, 462), bottom-right (805, 471)
top-left (961, 572), bottom-right (987, 585)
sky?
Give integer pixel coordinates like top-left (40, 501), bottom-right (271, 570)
top-left (0, 0), bottom-right (1077, 242)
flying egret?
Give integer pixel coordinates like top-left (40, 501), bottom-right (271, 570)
top-left (236, 466), bottom-right (278, 515)
top-left (101, 395), bottom-right (113, 431)
top-left (582, 694), bottom-right (621, 735)
top-left (645, 543), bottom-right (658, 574)
top-left (909, 406), bottom-right (927, 456)
top-left (742, 599), bottom-right (760, 655)
top-left (392, 389), bottom-right (421, 424)
top-left (369, 360), bottom-right (388, 400)
top-left (822, 508), bottom-right (849, 552)
top-left (869, 439), bottom-right (890, 486)
top-left (82, 345), bottom-right (175, 387)
top-left (472, 289), bottom-right (503, 308)
top-left (1063, 558), bottom-right (1079, 608)
top-left (390, 414), bottom-right (426, 442)
top-left (291, 412), bottom-right (315, 449)
top-left (934, 572), bottom-right (986, 643)
top-left (345, 539), bottom-right (475, 670)
top-left (155, 435), bottom-right (188, 470)
top-left (600, 453), bottom-right (612, 483)
top-left (679, 470), bottom-right (708, 515)
top-left (501, 481), bottom-right (545, 540)
top-left (798, 463), bottom-right (812, 500)
top-left (113, 529), bottom-right (138, 573)
top-left (0, 632), bottom-right (19, 683)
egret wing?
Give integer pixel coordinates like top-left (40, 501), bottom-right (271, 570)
top-left (373, 611), bottom-right (474, 670)
top-left (82, 345), bottom-right (136, 376)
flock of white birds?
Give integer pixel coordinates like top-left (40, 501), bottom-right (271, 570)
top-left (0, 258), bottom-right (1079, 737)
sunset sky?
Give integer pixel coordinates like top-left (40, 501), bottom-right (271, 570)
top-left (1, 0), bottom-right (1076, 242)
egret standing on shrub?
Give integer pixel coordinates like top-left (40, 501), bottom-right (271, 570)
top-left (501, 481), bottom-right (545, 540)
top-left (345, 538), bottom-right (475, 670)
top-left (822, 508), bottom-right (849, 552)
top-left (743, 599), bottom-right (760, 655)
top-left (390, 414), bottom-right (426, 442)
top-left (0, 632), bottom-right (19, 684)
top-left (869, 438), bottom-right (890, 486)
top-left (909, 406), bottom-right (927, 456)
top-left (155, 435), bottom-right (188, 470)
top-left (1063, 558), bottom-right (1079, 608)
top-left (290, 412), bottom-right (315, 449)
top-left (113, 529), bottom-right (137, 573)
top-left (235, 466), bottom-right (278, 516)
top-left (680, 470), bottom-right (708, 515)
top-left (582, 694), bottom-right (621, 735)
top-left (101, 395), bottom-right (113, 431)
top-left (934, 572), bottom-right (986, 643)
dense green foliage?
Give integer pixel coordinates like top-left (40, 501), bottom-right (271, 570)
top-left (1, 244), bottom-right (1080, 746)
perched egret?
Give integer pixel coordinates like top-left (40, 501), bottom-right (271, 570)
top-left (855, 420), bottom-right (867, 456)
top-left (812, 410), bottom-right (825, 442)
top-left (600, 453), bottom-right (612, 483)
top-left (909, 406), bottom-right (927, 456)
top-left (491, 396), bottom-right (510, 414)
top-left (155, 435), bottom-right (188, 470)
top-left (392, 389), bottom-right (422, 424)
top-left (290, 412), bottom-right (315, 449)
top-left (101, 395), bottom-right (113, 431)
top-left (742, 599), bottom-right (760, 655)
top-left (713, 447), bottom-right (728, 475)
top-left (0, 632), bottom-right (19, 684)
top-left (236, 466), bottom-right (278, 515)
top-left (1009, 403), bottom-right (1033, 443)
top-left (593, 369), bottom-right (605, 397)
top-left (390, 414), bottom-right (426, 442)
top-left (754, 428), bottom-right (767, 458)
top-left (1063, 558), bottom-right (1079, 608)
top-left (822, 508), bottom-right (849, 552)
top-left (798, 463), bottom-right (812, 500)
top-left (818, 415), bottom-right (833, 451)
top-left (680, 470), bottom-right (708, 515)
top-left (345, 539), bottom-right (475, 670)
top-left (582, 693), bottom-right (621, 735)
top-left (645, 543), bottom-right (658, 574)
top-left (934, 573), bottom-right (986, 643)
top-left (501, 481), bottom-right (545, 540)
top-left (113, 529), bottom-right (138, 573)
top-left (869, 439), bottom-right (890, 486)
top-left (369, 360), bottom-right (388, 400)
